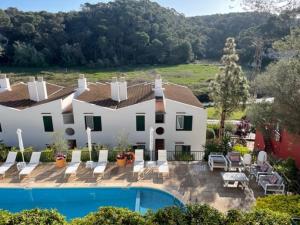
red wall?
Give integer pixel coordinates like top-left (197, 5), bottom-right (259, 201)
top-left (255, 130), bottom-right (300, 168)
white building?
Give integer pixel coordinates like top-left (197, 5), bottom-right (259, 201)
top-left (0, 74), bottom-right (207, 158)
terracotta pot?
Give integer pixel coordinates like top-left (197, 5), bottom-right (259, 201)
top-left (116, 158), bottom-right (127, 167)
top-left (56, 158), bottom-right (66, 168)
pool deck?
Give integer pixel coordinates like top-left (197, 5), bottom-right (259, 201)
top-left (0, 161), bottom-right (264, 212)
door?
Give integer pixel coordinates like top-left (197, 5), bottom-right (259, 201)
top-left (155, 139), bottom-right (165, 161)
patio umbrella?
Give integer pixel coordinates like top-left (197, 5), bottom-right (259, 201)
top-left (149, 127), bottom-right (154, 161)
top-left (86, 127), bottom-right (92, 162)
top-left (16, 129), bottom-right (25, 163)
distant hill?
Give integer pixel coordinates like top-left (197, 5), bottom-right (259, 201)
top-left (0, 0), bottom-right (294, 68)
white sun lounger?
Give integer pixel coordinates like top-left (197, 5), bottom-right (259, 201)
top-left (65, 150), bottom-right (81, 177)
top-left (133, 149), bottom-right (144, 179)
top-left (157, 150), bottom-right (169, 177)
top-left (0, 152), bottom-right (17, 178)
top-left (19, 152), bottom-right (41, 179)
top-left (93, 150), bottom-right (108, 177)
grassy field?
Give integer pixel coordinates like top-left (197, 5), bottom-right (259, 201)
top-left (206, 107), bottom-right (246, 120)
top-left (0, 63), bottom-right (219, 94)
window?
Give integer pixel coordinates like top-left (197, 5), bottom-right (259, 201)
top-left (85, 116), bottom-right (102, 131)
top-left (155, 113), bottom-right (165, 123)
top-left (63, 113), bottom-right (74, 124)
top-left (43, 116), bottom-right (54, 132)
top-left (136, 115), bottom-right (145, 131)
top-left (175, 145), bottom-right (191, 154)
top-left (0, 123), bottom-right (2, 132)
top-left (176, 115), bottom-right (193, 131)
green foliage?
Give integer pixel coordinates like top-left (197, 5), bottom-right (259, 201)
top-left (0, 210), bottom-right (12, 225)
top-left (206, 128), bottom-right (216, 140)
top-left (185, 204), bottom-right (224, 225)
top-left (255, 195), bottom-right (300, 218)
top-left (203, 135), bottom-right (232, 161)
top-left (40, 149), bottom-right (55, 162)
top-left (207, 107), bottom-right (246, 120)
top-left (70, 207), bottom-right (148, 225)
top-left (148, 206), bottom-right (186, 225)
top-left (232, 144), bottom-right (250, 156)
top-left (11, 209), bottom-right (66, 225)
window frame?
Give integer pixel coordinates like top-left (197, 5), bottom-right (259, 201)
top-left (0, 122), bottom-right (2, 132)
top-left (155, 113), bottom-right (165, 124)
top-left (136, 115), bottom-right (145, 131)
top-left (43, 116), bottom-right (54, 132)
top-left (85, 115), bottom-right (102, 132)
top-left (176, 115), bottom-right (193, 131)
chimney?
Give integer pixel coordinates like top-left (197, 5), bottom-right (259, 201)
top-left (76, 74), bottom-right (89, 96)
top-left (36, 77), bottom-right (48, 101)
top-left (28, 77), bottom-right (39, 102)
top-left (153, 74), bottom-right (164, 97)
top-left (111, 77), bottom-right (120, 102)
top-left (118, 76), bottom-right (128, 101)
top-left (0, 74), bottom-right (11, 93)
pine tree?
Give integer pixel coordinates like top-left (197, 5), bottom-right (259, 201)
top-left (209, 37), bottom-right (249, 140)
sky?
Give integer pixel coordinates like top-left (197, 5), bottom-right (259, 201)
top-left (0, 0), bottom-right (244, 16)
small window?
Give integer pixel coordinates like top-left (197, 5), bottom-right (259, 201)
top-left (176, 115), bottom-right (193, 131)
top-left (85, 116), bottom-right (102, 131)
top-left (43, 116), bottom-right (54, 132)
top-left (63, 113), bottom-right (74, 124)
top-left (155, 113), bottom-right (164, 123)
top-left (0, 123), bottom-right (2, 132)
top-left (175, 145), bottom-right (191, 154)
top-left (136, 115), bottom-right (145, 131)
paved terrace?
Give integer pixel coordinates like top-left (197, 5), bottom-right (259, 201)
top-left (0, 162), bottom-right (264, 212)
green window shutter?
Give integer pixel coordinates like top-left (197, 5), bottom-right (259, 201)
top-left (93, 116), bottom-right (102, 131)
top-left (184, 116), bottom-right (193, 131)
top-left (43, 116), bottom-right (54, 132)
top-left (136, 115), bottom-right (145, 131)
top-left (0, 123), bottom-right (2, 132)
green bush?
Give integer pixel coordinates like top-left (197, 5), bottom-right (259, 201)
top-left (240, 209), bottom-right (291, 225)
top-left (185, 204), bottom-right (224, 225)
top-left (0, 210), bottom-right (12, 225)
top-left (255, 195), bottom-right (300, 218)
top-left (71, 207), bottom-right (149, 225)
top-left (232, 144), bottom-right (250, 156)
top-left (206, 128), bottom-right (216, 140)
top-left (11, 209), bottom-right (66, 225)
top-left (41, 148), bottom-right (55, 162)
top-left (16, 148), bottom-right (33, 162)
top-left (148, 206), bottom-right (186, 225)
top-left (224, 209), bottom-right (243, 225)
top-left (203, 135), bottom-right (232, 161)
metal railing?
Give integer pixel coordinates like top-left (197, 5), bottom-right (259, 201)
top-left (144, 150), bottom-right (205, 161)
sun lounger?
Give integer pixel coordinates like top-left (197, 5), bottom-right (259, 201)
top-left (19, 152), bottom-right (41, 179)
top-left (208, 152), bottom-right (227, 171)
top-left (157, 150), bottom-right (169, 177)
top-left (133, 149), bottom-right (144, 179)
top-left (93, 150), bottom-right (108, 177)
top-left (65, 150), bottom-right (81, 177)
top-left (0, 152), bottom-right (17, 178)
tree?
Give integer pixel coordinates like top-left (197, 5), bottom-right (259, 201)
top-left (241, 0), bottom-right (300, 14)
top-left (209, 38), bottom-right (249, 140)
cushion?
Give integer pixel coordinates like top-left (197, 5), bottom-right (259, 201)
top-left (230, 155), bottom-right (240, 162)
top-left (260, 164), bottom-right (269, 172)
top-left (269, 175), bottom-right (278, 184)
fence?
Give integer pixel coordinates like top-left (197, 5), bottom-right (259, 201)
top-left (143, 150), bottom-right (205, 161)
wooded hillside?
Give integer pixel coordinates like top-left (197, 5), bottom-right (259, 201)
top-left (0, 0), bottom-right (294, 67)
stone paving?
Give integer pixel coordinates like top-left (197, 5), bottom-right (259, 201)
top-left (0, 161), bottom-right (264, 212)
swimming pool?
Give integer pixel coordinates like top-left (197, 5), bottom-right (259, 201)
top-left (0, 187), bottom-right (183, 219)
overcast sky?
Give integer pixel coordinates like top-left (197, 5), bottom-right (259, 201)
top-left (0, 0), bottom-right (244, 16)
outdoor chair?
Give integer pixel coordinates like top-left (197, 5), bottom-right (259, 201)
top-left (208, 152), bottom-right (227, 171)
top-left (19, 152), bottom-right (41, 179)
top-left (93, 150), bottom-right (108, 178)
top-left (0, 152), bottom-right (17, 178)
top-left (257, 150), bottom-right (267, 166)
top-left (258, 171), bottom-right (285, 194)
top-left (65, 150), bottom-right (81, 177)
top-left (133, 149), bottom-right (144, 179)
top-left (243, 153), bottom-right (252, 170)
top-left (157, 150), bottom-right (169, 178)
top-left (226, 151), bottom-right (244, 171)
top-left (250, 161), bottom-right (273, 182)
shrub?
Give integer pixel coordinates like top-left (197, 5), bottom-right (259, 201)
top-left (66, 149), bottom-right (98, 162)
top-left (12, 209), bottom-right (66, 225)
top-left (16, 147), bottom-right (33, 162)
top-left (148, 206), bottom-right (186, 225)
top-left (232, 144), bottom-right (250, 156)
top-left (240, 209), bottom-right (291, 225)
top-left (41, 148), bottom-right (55, 162)
top-left (0, 210), bottom-right (12, 225)
top-left (71, 207), bottom-right (148, 225)
top-left (203, 135), bottom-right (232, 161)
top-left (224, 209), bottom-right (243, 225)
top-left (185, 204), bottom-right (224, 225)
top-left (206, 128), bottom-right (216, 140)
top-left (255, 195), bottom-right (300, 218)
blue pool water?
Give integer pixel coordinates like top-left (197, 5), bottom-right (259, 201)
top-left (0, 187), bottom-right (183, 220)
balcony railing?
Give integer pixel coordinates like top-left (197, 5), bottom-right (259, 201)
top-left (143, 150), bottom-right (205, 161)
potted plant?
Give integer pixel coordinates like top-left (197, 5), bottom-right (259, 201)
top-left (55, 153), bottom-right (66, 168)
top-left (116, 151), bottom-right (127, 167)
top-left (115, 131), bottom-right (130, 167)
top-left (51, 132), bottom-right (68, 168)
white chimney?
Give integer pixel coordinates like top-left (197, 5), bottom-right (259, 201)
top-left (28, 77), bottom-right (39, 102)
top-left (36, 77), bottom-right (48, 101)
top-left (0, 74), bottom-right (11, 93)
top-left (111, 77), bottom-right (120, 102)
top-left (153, 74), bottom-right (164, 97)
top-left (118, 76), bottom-right (128, 101)
top-left (76, 74), bottom-right (89, 96)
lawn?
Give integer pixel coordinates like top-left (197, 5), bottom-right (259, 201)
top-left (0, 62), bottom-right (219, 94)
top-left (206, 107), bottom-right (246, 120)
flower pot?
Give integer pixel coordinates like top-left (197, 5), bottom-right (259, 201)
top-left (116, 158), bottom-right (127, 167)
top-left (56, 158), bottom-right (66, 168)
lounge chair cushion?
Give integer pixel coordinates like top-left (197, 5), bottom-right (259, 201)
top-left (269, 175), bottom-right (278, 184)
top-left (65, 162), bottom-right (80, 174)
top-left (260, 163), bottom-right (269, 172)
top-left (133, 161), bottom-right (144, 173)
top-left (230, 155), bottom-right (240, 162)
top-left (94, 162), bottom-right (107, 174)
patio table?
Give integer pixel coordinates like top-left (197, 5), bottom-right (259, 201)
top-left (221, 172), bottom-right (249, 189)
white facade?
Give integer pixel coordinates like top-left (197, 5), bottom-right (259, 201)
top-left (0, 76), bottom-right (207, 154)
